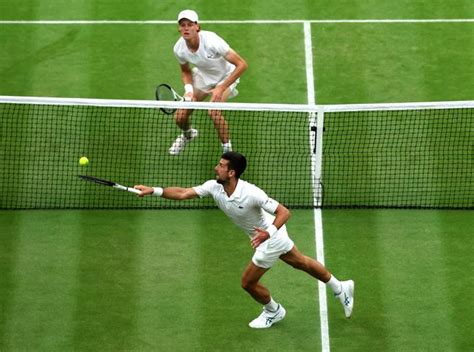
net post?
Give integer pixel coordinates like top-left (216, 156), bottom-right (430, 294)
top-left (309, 107), bottom-right (325, 208)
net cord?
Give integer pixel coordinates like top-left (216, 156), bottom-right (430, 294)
top-left (1, 95), bottom-right (474, 113)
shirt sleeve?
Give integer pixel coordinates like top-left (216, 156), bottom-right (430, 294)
top-left (252, 185), bottom-right (279, 214)
top-left (173, 40), bottom-right (187, 65)
top-left (208, 32), bottom-right (230, 57)
top-left (192, 180), bottom-right (216, 198)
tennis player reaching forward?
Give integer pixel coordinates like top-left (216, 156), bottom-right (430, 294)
top-left (135, 152), bottom-right (354, 328)
top-left (169, 9), bottom-right (248, 155)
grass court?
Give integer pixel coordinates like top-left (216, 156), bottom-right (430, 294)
top-left (1, 1), bottom-right (473, 351)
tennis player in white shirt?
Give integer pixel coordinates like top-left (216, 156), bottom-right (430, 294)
top-left (135, 152), bottom-right (354, 328)
top-left (169, 9), bottom-right (248, 156)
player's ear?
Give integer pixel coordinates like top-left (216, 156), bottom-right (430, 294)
top-left (228, 169), bottom-right (236, 178)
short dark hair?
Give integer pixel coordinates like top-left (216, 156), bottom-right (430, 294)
top-left (221, 152), bottom-right (247, 178)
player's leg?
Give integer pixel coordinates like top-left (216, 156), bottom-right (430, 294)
top-left (208, 107), bottom-right (230, 147)
top-left (169, 71), bottom-right (209, 155)
top-left (279, 245), bottom-right (331, 281)
top-left (241, 261), bottom-right (270, 304)
top-left (241, 261), bottom-right (286, 329)
top-left (207, 80), bottom-right (239, 152)
top-left (208, 88), bottom-right (232, 153)
top-left (169, 90), bottom-right (209, 155)
top-left (174, 108), bottom-right (193, 131)
top-left (280, 246), bottom-right (355, 318)
top-left (169, 107), bottom-right (199, 155)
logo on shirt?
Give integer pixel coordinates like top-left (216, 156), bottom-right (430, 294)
top-left (265, 199), bottom-right (276, 207)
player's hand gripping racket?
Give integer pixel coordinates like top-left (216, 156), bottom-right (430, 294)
top-left (78, 175), bottom-right (141, 194)
top-left (155, 83), bottom-right (184, 115)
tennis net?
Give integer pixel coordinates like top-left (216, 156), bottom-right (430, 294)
top-left (1, 96), bottom-right (472, 209)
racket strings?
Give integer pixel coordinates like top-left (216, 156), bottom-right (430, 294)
top-left (157, 86), bottom-right (176, 101)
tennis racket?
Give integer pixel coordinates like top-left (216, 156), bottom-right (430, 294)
top-left (78, 175), bottom-right (141, 194)
top-left (155, 83), bottom-right (184, 115)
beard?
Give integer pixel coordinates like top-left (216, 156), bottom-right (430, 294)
top-left (216, 174), bottom-right (229, 185)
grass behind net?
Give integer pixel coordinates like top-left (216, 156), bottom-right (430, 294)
top-left (2, 102), bottom-right (472, 209)
top-left (322, 108), bottom-right (473, 209)
top-left (0, 103), bottom-right (312, 209)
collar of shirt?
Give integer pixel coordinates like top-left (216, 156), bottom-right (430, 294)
top-left (219, 179), bottom-right (244, 202)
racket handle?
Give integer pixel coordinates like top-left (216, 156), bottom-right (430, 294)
top-left (113, 184), bottom-right (141, 194)
top-left (127, 188), bottom-right (141, 194)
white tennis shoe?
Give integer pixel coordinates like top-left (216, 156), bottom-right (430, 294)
top-left (248, 304), bottom-right (286, 329)
top-left (169, 129), bottom-right (198, 155)
top-left (222, 142), bottom-right (232, 153)
top-left (335, 280), bottom-right (355, 318)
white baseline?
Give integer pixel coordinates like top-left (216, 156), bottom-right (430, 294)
top-left (1, 19), bottom-right (474, 25)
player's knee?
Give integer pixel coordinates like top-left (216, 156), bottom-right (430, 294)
top-left (207, 109), bottom-right (222, 119)
top-left (241, 278), bottom-right (250, 291)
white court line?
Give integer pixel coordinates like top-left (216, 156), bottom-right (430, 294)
top-left (304, 21), bottom-right (330, 352)
top-left (304, 22), bottom-right (316, 105)
top-left (0, 19), bottom-right (473, 24)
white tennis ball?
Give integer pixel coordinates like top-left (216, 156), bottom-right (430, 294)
top-left (79, 156), bottom-right (89, 166)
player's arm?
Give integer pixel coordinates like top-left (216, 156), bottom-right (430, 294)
top-left (251, 204), bottom-right (291, 249)
top-left (134, 185), bottom-right (199, 200)
top-left (211, 49), bottom-right (248, 102)
top-left (271, 203), bottom-right (291, 229)
top-left (180, 63), bottom-right (194, 101)
top-left (223, 49), bottom-right (248, 86)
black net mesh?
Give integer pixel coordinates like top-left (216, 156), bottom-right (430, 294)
top-left (0, 102), bottom-right (312, 209)
top-left (322, 108), bottom-right (473, 208)
top-left (1, 99), bottom-right (472, 209)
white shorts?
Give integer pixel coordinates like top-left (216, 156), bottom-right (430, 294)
top-left (252, 226), bottom-right (294, 269)
top-left (192, 67), bottom-right (239, 99)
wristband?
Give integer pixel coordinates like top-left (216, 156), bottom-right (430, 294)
top-left (184, 84), bottom-right (194, 94)
top-left (266, 225), bottom-right (278, 238)
top-left (152, 187), bottom-right (163, 197)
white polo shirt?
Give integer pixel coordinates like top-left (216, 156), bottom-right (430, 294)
top-left (173, 30), bottom-right (235, 87)
top-left (193, 179), bottom-right (281, 237)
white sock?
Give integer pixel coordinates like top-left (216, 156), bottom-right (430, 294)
top-left (264, 297), bottom-right (279, 312)
top-left (222, 141), bottom-right (232, 153)
top-left (184, 128), bottom-right (194, 138)
top-left (326, 275), bottom-right (342, 295)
